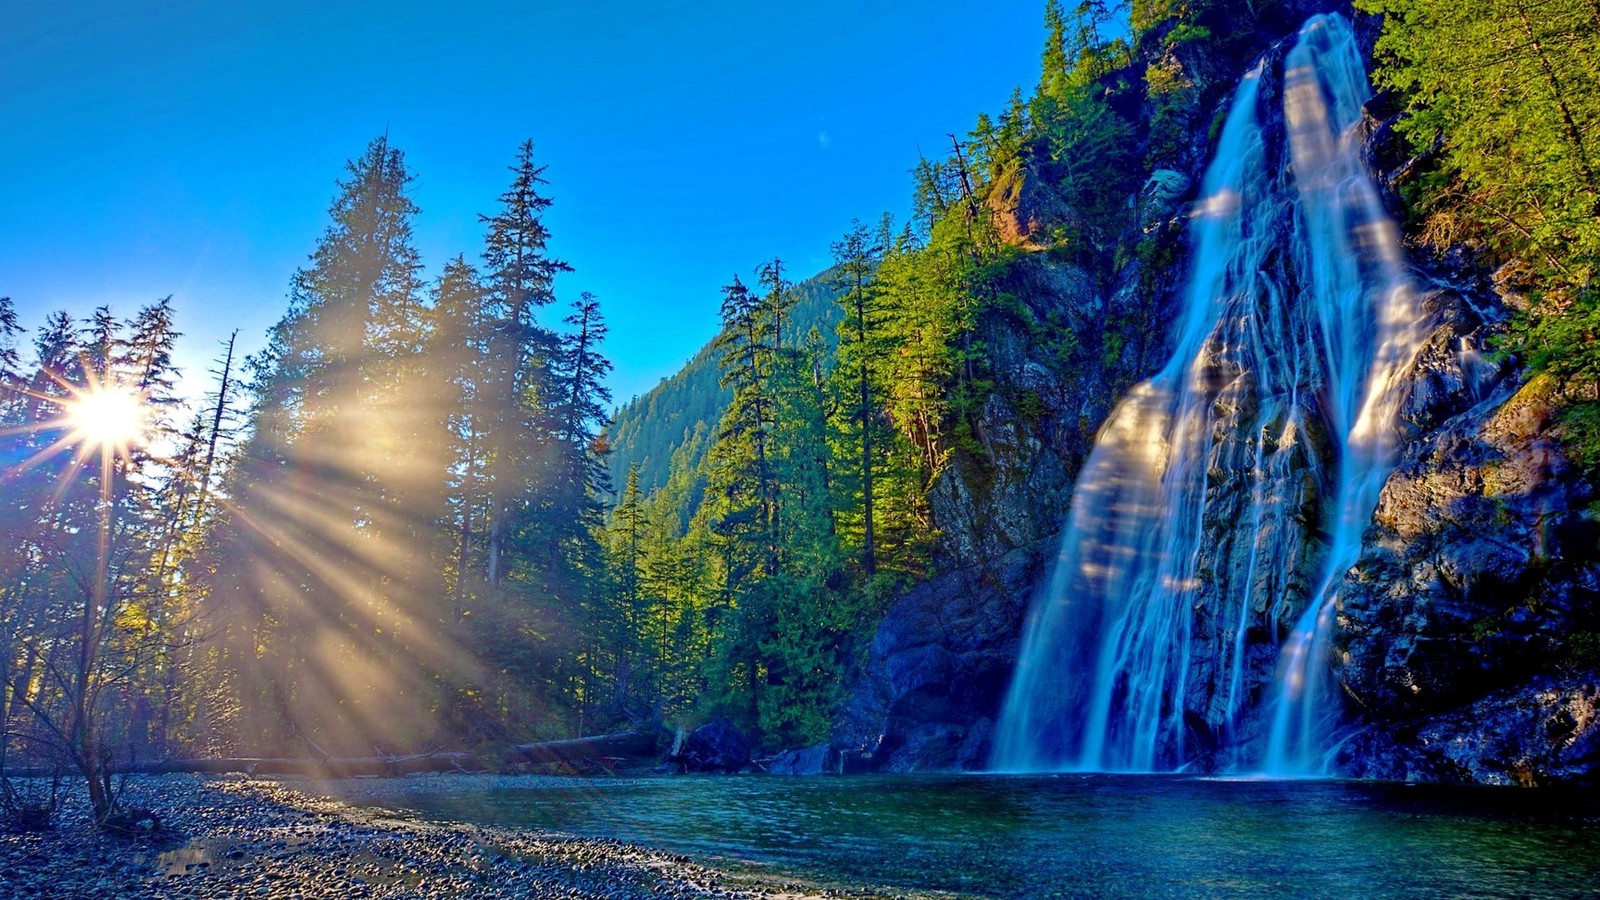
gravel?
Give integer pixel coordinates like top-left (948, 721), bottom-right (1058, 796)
top-left (0, 775), bottom-right (937, 899)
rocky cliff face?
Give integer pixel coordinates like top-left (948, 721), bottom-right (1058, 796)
top-left (1334, 298), bottom-right (1600, 785)
top-left (835, 6), bottom-right (1600, 782)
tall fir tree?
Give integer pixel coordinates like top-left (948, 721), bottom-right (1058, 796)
top-left (479, 139), bottom-right (572, 589)
top-left (211, 135), bottom-right (449, 755)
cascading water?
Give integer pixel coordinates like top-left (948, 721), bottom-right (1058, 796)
top-left (991, 13), bottom-right (1425, 775)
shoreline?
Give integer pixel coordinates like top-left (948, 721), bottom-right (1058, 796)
top-left (0, 774), bottom-right (932, 899)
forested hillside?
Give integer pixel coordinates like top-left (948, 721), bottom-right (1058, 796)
top-left (594, 0), bottom-right (1327, 749)
top-left (604, 274), bottom-right (843, 497)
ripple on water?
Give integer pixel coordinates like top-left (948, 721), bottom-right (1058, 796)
top-left (312, 774), bottom-right (1600, 899)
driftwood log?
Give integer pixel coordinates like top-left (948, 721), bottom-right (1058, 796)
top-left (1, 752), bottom-right (480, 778)
top-left (510, 731), bottom-right (657, 773)
top-left (1, 732), bottom-right (659, 778)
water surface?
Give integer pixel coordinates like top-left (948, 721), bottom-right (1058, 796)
top-left (326, 773), bottom-right (1600, 898)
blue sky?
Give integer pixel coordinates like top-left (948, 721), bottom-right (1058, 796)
top-left (2, 1), bottom-right (1044, 405)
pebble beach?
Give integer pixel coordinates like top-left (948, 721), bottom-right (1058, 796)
top-left (0, 775), bottom-right (916, 899)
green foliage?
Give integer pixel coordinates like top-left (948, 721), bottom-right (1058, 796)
top-left (1511, 291), bottom-right (1600, 470)
top-left (1163, 22), bottom-right (1212, 48)
top-left (1129, 0), bottom-right (1181, 39)
top-left (828, 219), bottom-right (892, 580)
top-left (605, 274), bottom-right (842, 497)
top-left (1566, 630), bottom-right (1600, 667)
top-left (1358, 0), bottom-right (1600, 286)
top-left (1358, 0), bottom-right (1600, 471)
top-left (1144, 54), bottom-right (1198, 167)
top-left (1027, 1), bottom-right (1142, 250)
top-left (605, 207), bottom-right (991, 745)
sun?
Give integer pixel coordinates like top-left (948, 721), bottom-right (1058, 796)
top-left (66, 385), bottom-right (148, 452)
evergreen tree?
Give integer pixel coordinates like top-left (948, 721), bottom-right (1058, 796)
top-left (759, 328), bottom-right (845, 746)
top-left (212, 135), bottom-right (447, 754)
top-left (829, 220), bottom-right (887, 578)
top-left (708, 276), bottom-right (778, 578)
top-left (479, 139), bottom-right (571, 589)
top-left (1356, 0), bottom-right (1600, 467)
top-left (544, 291), bottom-right (614, 552)
top-left (429, 257), bottom-right (495, 612)
top-left (0, 298), bottom-right (24, 427)
top-left (608, 464), bottom-right (649, 683)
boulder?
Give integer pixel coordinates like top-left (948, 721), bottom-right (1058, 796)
top-left (768, 744), bottom-right (834, 776)
top-left (1137, 169), bottom-right (1191, 234)
top-left (671, 718), bottom-right (751, 773)
top-left (1342, 672), bottom-right (1600, 787)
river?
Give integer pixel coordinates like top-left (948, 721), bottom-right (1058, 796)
top-left (324, 773), bottom-right (1600, 898)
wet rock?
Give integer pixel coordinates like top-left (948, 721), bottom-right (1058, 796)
top-left (1337, 373), bottom-right (1597, 713)
top-left (1333, 355), bottom-right (1600, 784)
top-left (673, 718), bottom-right (752, 773)
top-left (1138, 169), bottom-right (1191, 234)
top-left (835, 546), bottom-right (1045, 772)
top-left (767, 745), bottom-right (834, 776)
top-left (1343, 672), bottom-right (1600, 786)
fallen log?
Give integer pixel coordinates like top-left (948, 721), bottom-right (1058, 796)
top-left (0, 731), bottom-right (659, 779)
top-left (510, 731), bottom-right (656, 769)
top-left (1, 751), bottom-right (482, 779)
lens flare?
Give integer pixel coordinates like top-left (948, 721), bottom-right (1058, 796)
top-left (66, 385), bottom-right (147, 451)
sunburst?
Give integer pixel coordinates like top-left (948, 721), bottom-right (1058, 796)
top-left (64, 384), bottom-right (148, 457)
top-left (1, 367), bottom-right (153, 499)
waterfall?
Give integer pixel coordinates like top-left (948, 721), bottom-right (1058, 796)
top-left (991, 14), bottom-right (1424, 775)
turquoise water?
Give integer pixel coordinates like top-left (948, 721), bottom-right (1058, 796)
top-left (336, 774), bottom-right (1600, 898)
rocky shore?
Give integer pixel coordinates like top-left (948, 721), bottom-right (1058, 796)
top-left (0, 775), bottom-right (926, 899)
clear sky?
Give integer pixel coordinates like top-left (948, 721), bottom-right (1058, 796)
top-left (2, 1), bottom-right (1044, 406)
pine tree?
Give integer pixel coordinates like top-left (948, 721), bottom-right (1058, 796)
top-left (608, 464), bottom-right (649, 676)
top-left (430, 257), bottom-right (494, 611)
top-left (0, 298), bottom-right (25, 426)
top-left (829, 220), bottom-right (887, 578)
top-left (709, 275), bottom-right (778, 576)
top-left (1040, 0), bottom-right (1073, 102)
top-left (759, 328), bottom-right (845, 746)
top-left (29, 311), bottom-right (81, 417)
top-left (757, 259), bottom-right (794, 351)
top-left (480, 139), bottom-right (572, 589)
top-left (212, 135), bottom-right (446, 754)
top-left (546, 292), bottom-right (614, 547)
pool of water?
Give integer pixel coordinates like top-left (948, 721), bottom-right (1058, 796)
top-left (327, 774), bottom-right (1600, 898)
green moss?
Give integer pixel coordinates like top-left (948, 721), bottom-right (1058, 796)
top-left (1470, 614), bottom-right (1503, 643)
top-left (1014, 389), bottom-right (1048, 424)
top-left (1102, 328), bottom-right (1127, 368)
top-left (1207, 104), bottom-right (1230, 146)
top-left (1164, 22), bottom-right (1213, 49)
top-left (1567, 631), bottom-right (1600, 667)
